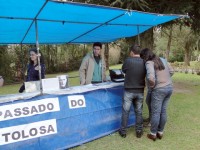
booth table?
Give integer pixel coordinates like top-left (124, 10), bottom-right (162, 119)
top-left (0, 82), bottom-right (135, 150)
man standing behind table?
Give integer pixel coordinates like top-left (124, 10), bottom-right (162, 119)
top-left (119, 45), bottom-right (146, 138)
top-left (79, 42), bottom-right (106, 85)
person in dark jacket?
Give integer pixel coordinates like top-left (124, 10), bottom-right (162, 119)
top-left (19, 48), bottom-right (45, 93)
top-left (119, 45), bottom-right (146, 138)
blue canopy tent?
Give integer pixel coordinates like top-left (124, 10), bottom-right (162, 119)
top-left (0, 0), bottom-right (187, 44)
top-left (0, 1), bottom-right (189, 149)
top-left (0, 0), bottom-right (187, 93)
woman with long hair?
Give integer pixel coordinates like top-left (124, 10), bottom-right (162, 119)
top-left (140, 48), bottom-right (174, 141)
top-left (19, 48), bottom-right (45, 93)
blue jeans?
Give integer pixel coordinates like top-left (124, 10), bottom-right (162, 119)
top-left (146, 89), bottom-right (152, 119)
top-left (120, 90), bottom-right (144, 134)
top-left (150, 85), bottom-right (173, 134)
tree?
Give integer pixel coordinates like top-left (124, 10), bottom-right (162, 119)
top-left (155, 25), bottom-right (200, 65)
top-left (104, 43), bottom-right (109, 70)
top-left (184, 33), bottom-right (200, 65)
top-left (149, 0), bottom-right (200, 61)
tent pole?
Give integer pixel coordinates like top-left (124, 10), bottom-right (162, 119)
top-left (35, 20), bottom-right (43, 95)
top-left (137, 26), bottom-right (141, 46)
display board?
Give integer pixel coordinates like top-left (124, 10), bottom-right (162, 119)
top-left (0, 83), bottom-right (135, 149)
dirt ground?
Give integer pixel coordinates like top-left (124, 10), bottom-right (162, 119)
top-left (173, 81), bottom-right (198, 93)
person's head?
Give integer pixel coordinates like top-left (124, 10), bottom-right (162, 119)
top-left (129, 45), bottom-right (141, 56)
top-left (140, 48), bottom-right (165, 70)
top-left (93, 42), bottom-right (102, 57)
top-left (140, 48), bottom-right (155, 61)
top-left (29, 48), bottom-right (44, 65)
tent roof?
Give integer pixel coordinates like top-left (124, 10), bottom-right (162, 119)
top-left (0, 0), bottom-right (187, 44)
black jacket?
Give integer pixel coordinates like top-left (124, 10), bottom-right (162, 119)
top-left (122, 57), bottom-right (146, 92)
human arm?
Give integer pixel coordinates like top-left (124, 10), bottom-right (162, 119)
top-left (162, 58), bottom-right (174, 77)
top-left (145, 61), bottom-right (155, 88)
top-left (122, 59), bottom-right (128, 74)
top-left (167, 62), bottom-right (174, 76)
top-left (79, 57), bottom-right (88, 85)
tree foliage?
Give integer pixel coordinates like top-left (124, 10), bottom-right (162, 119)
top-left (1, 0), bottom-right (200, 84)
top-left (155, 25), bottom-right (200, 64)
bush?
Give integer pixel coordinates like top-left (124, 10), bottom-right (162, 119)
top-left (173, 61), bottom-right (179, 67)
top-left (109, 45), bottom-right (121, 65)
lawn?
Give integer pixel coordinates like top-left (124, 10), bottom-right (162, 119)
top-left (0, 66), bottom-right (200, 150)
top-left (70, 72), bottom-right (200, 150)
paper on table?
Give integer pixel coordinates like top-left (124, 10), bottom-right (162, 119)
top-left (114, 70), bottom-right (122, 75)
top-left (42, 78), bottom-right (60, 92)
top-left (25, 81), bottom-right (40, 93)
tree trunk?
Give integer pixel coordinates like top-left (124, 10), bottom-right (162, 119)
top-left (47, 45), bottom-right (50, 72)
top-left (104, 43), bottom-right (109, 70)
top-left (125, 28), bottom-right (154, 50)
top-left (55, 45), bottom-right (58, 71)
top-left (83, 44), bottom-right (87, 56)
top-left (184, 48), bottom-right (190, 66)
top-left (166, 24), bottom-right (173, 61)
top-left (118, 28), bottom-right (154, 64)
top-left (140, 28), bottom-right (154, 50)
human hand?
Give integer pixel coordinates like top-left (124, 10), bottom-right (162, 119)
top-left (35, 66), bottom-right (41, 70)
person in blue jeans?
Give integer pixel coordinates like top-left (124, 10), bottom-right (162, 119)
top-left (119, 45), bottom-right (146, 138)
top-left (140, 48), bottom-right (174, 141)
top-left (143, 88), bottom-right (152, 126)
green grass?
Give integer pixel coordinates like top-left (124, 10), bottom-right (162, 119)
top-left (190, 61), bottom-right (198, 68)
top-left (0, 66), bottom-right (200, 149)
top-left (69, 72), bottom-right (200, 150)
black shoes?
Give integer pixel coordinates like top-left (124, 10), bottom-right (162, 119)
top-left (147, 133), bottom-right (163, 141)
top-left (136, 131), bottom-right (143, 138)
top-left (156, 133), bottom-right (163, 139)
top-left (147, 134), bottom-right (156, 141)
top-left (118, 130), bottom-right (144, 138)
top-left (118, 130), bottom-right (126, 138)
